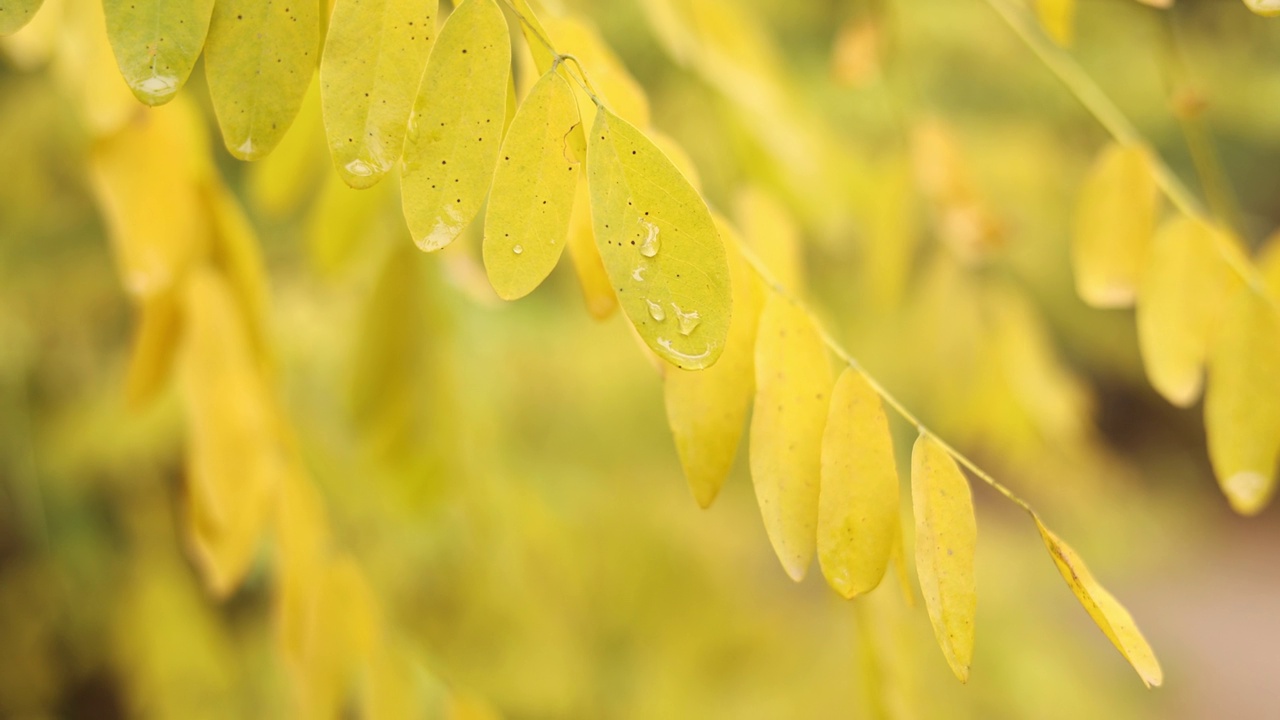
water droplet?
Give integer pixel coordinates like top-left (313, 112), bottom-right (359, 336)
top-left (513, 244), bottom-right (524, 255)
top-left (645, 298), bottom-right (666, 322)
top-left (632, 266), bottom-right (646, 282)
top-left (235, 137), bottom-right (257, 159)
top-left (673, 303), bottom-right (700, 336)
top-left (656, 337), bottom-right (712, 363)
top-left (639, 219), bottom-right (660, 257)
top-left (133, 73), bottom-right (179, 103)
top-left (344, 158), bottom-right (375, 177)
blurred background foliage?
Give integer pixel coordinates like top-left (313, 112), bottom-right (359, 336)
top-left (2, 0), bottom-right (1279, 717)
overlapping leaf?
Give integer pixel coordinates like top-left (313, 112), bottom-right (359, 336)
top-left (400, 0), bottom-right (509, 251)
top-left (320, 0), bottom-right (437, 188)
top-left (586, 106), bottom-right (732, 369)
top-left (750, 293), bottom-right (832, 580)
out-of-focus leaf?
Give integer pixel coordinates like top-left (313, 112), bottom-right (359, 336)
top-left (400, 0), bottom-right (508, 251)
top-left (545, 14), bottom-right (651, 130)
top-left (181, 269), bottom-right (282, 596)
top-left (320, 0), bottom-right (437, 188)
top-left (87, 101), bottom-right (209, 299)
top-left (0, 0), bottom-right (60, 68)
top-left (53, 0), bottom-right (138, 135)
top-left (1136, 217), bottom-right (1242, 407)
top-left (587, 106), bottom-right (732, 369)
top-left (1035, 517), bottom-right (1163, 687)
top-left (483, 70), bottom-right (581, 300)
top-left (125, 290), bottom-right (182, 409)
top-left (750, 293), bottom-right (832, 580)
top-left (664, 219), bottom-right (763, 508)
top-left (818, 367), bottom-right (899, 599)
top-left (204, 0), bottom-right (319, 160)
top-left (205, 180), bottom-right (272, 364)
top-left (102, 0), bottom-right (214, 105)
top-left (736, 186), bottom-right (803, 292)
top-left (1204, 288), bottom-right (1280, 515)
top-left (566, 176), bottom-right (618, 319)
top-left (1243, 0), bottom-right (1280, 18)
top-left (911, 434), bottom-right (976, 683)
top-left (1071, 144), bottom-right (1157, 308)
top-left (1035, 0), bottom-right (1075, 47)
top-left (249, 79), bottom-right (327, 217)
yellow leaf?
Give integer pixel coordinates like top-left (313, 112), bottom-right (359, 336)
top-left (0, 0), bottom-right (60, 69)
top-left (1035, 0), bottom-right (1075, 47)
top-left (181, 269), bottom-right (282, 596)
top-left (566, 176), bottom-right (619, 319)
top-left (736, 185), bottom-right (804, 293)
top-left (0, 0), bottom-right (40, 35)
top-left (749, 293), bottom-right (832, 580)
top-left (400, 0), bottom-right (509, 251)
top-left (125, 290), bottom-right (181, 410)
top-left (1205, 288), bottom-right (1280, 515)
top-left (1072, 144), bottom-right (1157, 308)
top-left (587, 106), bottom-right (732, 369)
top-left (483, 70), bottom-right (582, 300)
top-left (1136, 217), bottom-right (1242, 407)
top-left (911, 434), bottom-right (976, 683)
top-left (205, 180), bottom-right (272, 364)
top-left (1035, 517), bottom-right (1163, 687)
top-left (509, 0), bottom-right (556, 74)
top-left (648, 130), bottom-right (701, 191)
top-left (1244, 0), bottom-right (1280, 18)
top-left (1258, 231), bottom-right (1280, 302)
top-left (274, 465), bottom-right (330, 678)
top-left (87, 102), bottom-right (209, 299)
top-left (544, 14), bottom-right (651, 130)
top-left (102, 0), bottom-right (213, 105)
top-left (664, 219), bottom-right (763, 508)
top-left (54, 0), bottom-right (139, 135)
top-left (204, 0), bottom-right (319, 160)
top-left (308, 169), bottom-right (398, 274)
top-left (321, 0), bottom-right (437, 188)
top-left (818, 368), bottom-right (900, 599)
top-left (250, 78), bottom-right (328, 217)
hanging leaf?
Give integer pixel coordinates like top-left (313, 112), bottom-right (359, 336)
top-left (1034, 517), bottom-right (1163, 687)
top-left (749, 293), bottom-right (832, 580)
top-left (664, 219), bottom-right (764, 508)
top-left (320, 0), bottom-right (437, 188)
top-left (587, 105), bottom-right (732, 369)
top-left (1136, 216), bottom-right (1241, 407)
top-left (483, 69), bottom-right (582, 300)
top-left (566, 175), bottom-right (619, 319)
top-left (1035, 0), bottom-right (1075, 47)
top-left (250, 78), bottom-right (327, 217)
top-left (911, 433), bottom-right (976, 683)
top-left (1204, 288), bottom-right (1280, 515)
top-left (125, 290), bottom-right (182, 410)
top-left (87, 102), bottom-right (210, 299)
top-left (181, 269), bottom-right (282, 596)
top-left (1072, 144), bottom-right (1157, 308)
top-left (818, 367), bottom-right (900, 599)
top-left (102, 0), bottom-right (214, 105)
top-left (204, 0), bottom-right (319, 160)
top-left (0, 0), bottom-right (41, 35)
top-left (509, 0), bottom-right (556, 73)
top-left (400, 0), bottom-right (509, 251)
top-left (205, 180), bottom-right (272, 364)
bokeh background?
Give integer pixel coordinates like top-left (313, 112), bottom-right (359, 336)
top-left (2, 0), bottom-right (1280, 717)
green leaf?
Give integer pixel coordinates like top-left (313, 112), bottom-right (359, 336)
top-left (320, 0), bottom-right (438, 188)
top-left (0, 0), bottom-right (41, 36)
top-left (400, 0), bottom-right (509, 251)
top-left (1205, 288), bottom-right (1280, 515)
top-left (749, 292), bottom-right (832, 580)
top-left (204, 0), bottom-right (319, 160)
top-left (911, 434), bottom-right (977, 683)
top-left (1035, 517), bottom-right (1163, 687)
top-left (102, 0), bottom-right (214, 105)
top-left (482, 70), bottom-right (582, 300)
top-left (586, 106), bottom-right (732, 369)
top-left (818, 367), bottom-right (900, 599)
